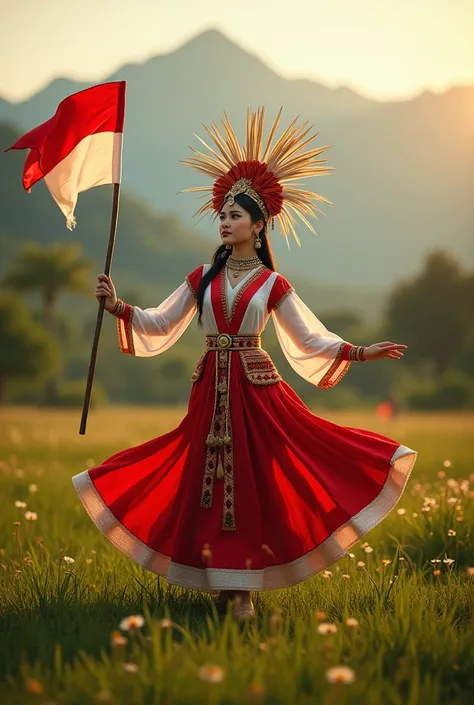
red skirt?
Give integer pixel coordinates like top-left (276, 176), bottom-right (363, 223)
top-left (73, 350), bottom-right (417, 592)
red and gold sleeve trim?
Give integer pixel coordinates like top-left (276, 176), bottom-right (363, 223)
top-left (185, 276), bottom-right (197, 300)
top-left (273, 286), bottom-right (295, 311)
top-left (318, 341), bottom-right (352, 390)
top-left (340, 344), bottom-right (368, 362)
top-left (340, 343), bottom-right (354, 361)
top-left (185, 265), bottom-right (205, 301)
top-left (267, 274), bottom-right (295, 313)
top-left (116, 303), bottom-right (136, 356)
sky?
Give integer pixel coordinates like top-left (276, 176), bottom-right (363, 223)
top-left (1, 0), bottom-right (473, 103)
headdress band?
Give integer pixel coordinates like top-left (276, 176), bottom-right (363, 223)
top-left (225, 178), bottom-right (269, 221)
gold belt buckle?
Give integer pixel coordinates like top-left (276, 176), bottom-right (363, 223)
top-left (216, 333), bottom-right (232, 349)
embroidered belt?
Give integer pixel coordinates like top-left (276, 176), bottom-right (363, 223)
top-left (200, 334), bottom-right (260, 531)
top-left (205, 333), bottom-right (261, 350)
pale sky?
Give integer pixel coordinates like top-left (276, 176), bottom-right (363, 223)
top-left (1, 0), bottom-right (473, 102)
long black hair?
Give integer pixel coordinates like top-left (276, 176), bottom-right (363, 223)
top-left (196, 193), bottom-right (278, 326)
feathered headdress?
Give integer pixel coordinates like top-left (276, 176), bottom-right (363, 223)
top-left (181, 107), bottom-right (334, 247)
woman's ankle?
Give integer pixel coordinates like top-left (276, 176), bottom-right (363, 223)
top-left (219, 590), bottom-right (236, 599)
top-left (235, 590), bottom-right (252, 603)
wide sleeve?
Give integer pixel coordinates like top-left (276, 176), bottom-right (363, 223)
top-left (115, 265), bottom-right (203, 357)
top-left (270, 275), bottom-right (354, 389)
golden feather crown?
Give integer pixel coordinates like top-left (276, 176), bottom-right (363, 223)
top-left (181, 107), bottom-right (334, 247)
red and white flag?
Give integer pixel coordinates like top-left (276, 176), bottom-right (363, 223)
top-left (6, 81), bottom-right (126, 230)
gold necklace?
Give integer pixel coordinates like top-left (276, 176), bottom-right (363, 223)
top-left (226, 255), bottom-right (262, 279)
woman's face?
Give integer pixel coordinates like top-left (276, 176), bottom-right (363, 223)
top-left (218, 201), bottom-right (262, 248)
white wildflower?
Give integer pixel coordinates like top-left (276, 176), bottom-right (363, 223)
top-left (318, 622), bottom-right (338, 634)
top-left (326, 666), bottom-right (355, 684)
top-left (197, 664), bottom-right (225, 683)
top-left (345, 617), bottom-right (359, 628)
top-left (119, 614), bottom-right (145, 631)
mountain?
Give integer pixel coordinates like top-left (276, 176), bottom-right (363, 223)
top-left (1, 28), bottom-right (472, 288)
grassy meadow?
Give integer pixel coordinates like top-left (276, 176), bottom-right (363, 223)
top-left (0, 406), bottom-right (473, 705)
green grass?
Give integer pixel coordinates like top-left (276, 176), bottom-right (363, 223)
top-left (0, 406), bottom-right (473, 704)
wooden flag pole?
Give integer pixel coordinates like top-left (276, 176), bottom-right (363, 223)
top-left (79, 182), bottom-right (121, 435)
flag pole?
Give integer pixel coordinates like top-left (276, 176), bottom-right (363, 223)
top-left (79, 182), bottom-right (121, 435)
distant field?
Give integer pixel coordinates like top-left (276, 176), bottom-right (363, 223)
top-left (0, 406), bottom-right (473, 704)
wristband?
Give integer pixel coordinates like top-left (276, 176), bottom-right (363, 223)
top-left (109, 299), bottom-right (126, 317)
top-left (348, 345), bottom-right (367, 362)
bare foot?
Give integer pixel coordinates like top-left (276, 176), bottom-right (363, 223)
top-left (231, 591), bottom-right (255, 621)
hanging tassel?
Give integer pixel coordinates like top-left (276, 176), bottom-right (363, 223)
top-left (216, 449), bottom-right (224, 479)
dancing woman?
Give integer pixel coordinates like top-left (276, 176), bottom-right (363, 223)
top-left (73, 108), bottom-right (417, 620)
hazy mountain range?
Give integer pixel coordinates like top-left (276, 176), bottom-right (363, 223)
top-left (0, 122), bottom-right (384, 322)
top-left (1, 28), bottom-right (473, 291)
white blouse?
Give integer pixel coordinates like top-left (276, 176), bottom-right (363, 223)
top-left (121, 264), bottom-right (351, 389)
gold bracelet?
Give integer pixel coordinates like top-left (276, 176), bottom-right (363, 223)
top-left (349, 345), bottom-right (367, 362)
top-left (110, 299), bottom-right (125, 317)
top-left (348, 345), bottom-right (358, 361)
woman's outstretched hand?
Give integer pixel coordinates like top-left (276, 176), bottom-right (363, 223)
top-left (95, 273), bottom-right (118, 312)
top-left (363, 342), bottom-right (407, 361)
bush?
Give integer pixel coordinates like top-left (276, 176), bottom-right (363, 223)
top-left (309, 385), bottom-right (377, 411)
top-left (0, 294), bottom-right (59, 403)
top-left (406, 370), bottom-right (474, 410)
top-left (11, 379), bottom-right (108, 408)
top-left (54, 380), bottom-right (108, 408)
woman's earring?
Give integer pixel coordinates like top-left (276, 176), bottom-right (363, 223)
top-left (254, 233), bottom-right (262, 249)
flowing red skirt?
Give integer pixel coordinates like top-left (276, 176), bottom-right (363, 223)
top-left (73, 351), bottom-right (417, 592)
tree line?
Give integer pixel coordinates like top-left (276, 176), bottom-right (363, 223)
top-left (1, 243), bottom-right (473, 410)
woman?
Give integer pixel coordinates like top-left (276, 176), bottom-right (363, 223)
top-left (73, 109), bottom-right (417, 621)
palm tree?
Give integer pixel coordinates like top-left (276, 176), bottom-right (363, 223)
top-left (2, 242), bottom-right (93, 402)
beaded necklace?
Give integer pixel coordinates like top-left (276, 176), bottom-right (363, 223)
top-left (226, 255), bottom-right (262, 279)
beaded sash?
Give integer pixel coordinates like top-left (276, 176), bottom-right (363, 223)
top-left (197, 334), bottom-right (281, 531)
top-left (200, 334), bottom-right (264, 531)
top-left (198, 268), bottom-right (276, 531)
